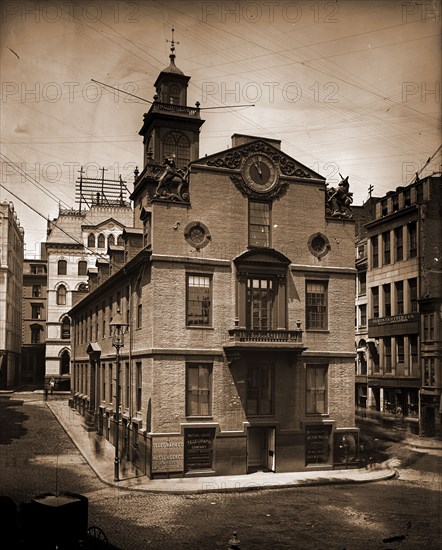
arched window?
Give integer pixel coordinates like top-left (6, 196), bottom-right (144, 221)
top-left (117, 234), bottom-right (124, 245)
top-left (97, 234), bottom-right (105, 248)
top-left (164, 131), bottom-right (190, 168)
top-left (108, 234), bottom-right (115, 246)
top-left (57, 260), bottom-right (67, 275)
top-left (57, 285), bottom-right (67, 305)
top-left (78, 261), bottom-right (87, 275)
top-left (169, 84), bottom-right (181, 104)
top-left (60, 350), bottom-right (70, 375)
top-left (88, 233), bottom-right (95, 247)
top-left (61, 317), bottom-right (71, 339)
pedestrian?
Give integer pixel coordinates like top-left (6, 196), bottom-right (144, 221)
top-left (49, 378), bottom-right (55, 395)
top-left (44, 385), bottom-right (48, 401)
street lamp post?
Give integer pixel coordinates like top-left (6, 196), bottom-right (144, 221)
top-left (110, 309), bottom-right (129, 482)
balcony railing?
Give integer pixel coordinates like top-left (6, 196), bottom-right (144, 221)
top-left (228, 328), bottom-right (303, 343)
top-left (150, 102), bottom-right (201, 118)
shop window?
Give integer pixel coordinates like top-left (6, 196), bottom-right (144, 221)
top-left (247, 365), bottom-right (274, 415)
top-left (186, 363), bottom-right (212, 416)
top-left (394, 227), bottom-right (403, 262)
top-left (186, 274), bottom-right (211, 326)
top-left (371, 236), bottom-right (379, 268)
top-left (78, 261), bottom-right (87, 275)
top-left (306, 364), bottom-right (328, 415)
top-left (57, 285), bottom-right (67, 305)
top-left (249, 201), bottom-right (271, 247)
top-left (306, 281), bottom-right (328, 330)
top-left (383, 231), bottom-right (391, 265)
top-left (58, 260), bottom-right (67, 275)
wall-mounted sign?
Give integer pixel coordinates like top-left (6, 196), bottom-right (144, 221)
top-left (305, 424), bottom-right (331, 465)
top-left (151, 435), bottom-right (184, 473)
top-left (184, 428), bottom-right (215, 472)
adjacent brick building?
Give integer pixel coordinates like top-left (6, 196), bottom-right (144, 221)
top-left (22, 253), bottom-right (48, 386)
top-left (44, 203), bottom-right (133, 389)
top-left (0, 201), bottom-right (24, 389)
top-left (355, 175), bottom-right (442, 438)
top-left (69, 47), bottom-right (358, 478)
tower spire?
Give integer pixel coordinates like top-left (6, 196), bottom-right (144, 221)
top-left (166, 27), bottom-right (179, 63)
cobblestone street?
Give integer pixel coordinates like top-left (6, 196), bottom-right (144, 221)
top-left (1, 394), bottom-right (441, 549)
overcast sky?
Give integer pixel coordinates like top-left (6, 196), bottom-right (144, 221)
top-left (1, 0), bottom-right (441, 256)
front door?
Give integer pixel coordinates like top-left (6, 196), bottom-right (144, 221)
top-left (247, 427), bottom-right (275, 473)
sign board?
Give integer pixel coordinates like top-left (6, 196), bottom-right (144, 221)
top-left (151, 435), bottom-right (184, 473)
top-left (184, 428), bottom-right (215, 472)
top-left (368, 313), bottom-right (419, 337)
top-left (305, 424), bottom-right (331, 465)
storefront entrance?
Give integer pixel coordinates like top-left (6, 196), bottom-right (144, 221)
top-left (247, 427), bottom-right (275, 473)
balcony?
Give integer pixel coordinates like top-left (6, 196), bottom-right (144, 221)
top-left (149, 101), bottom-right (201, 118)
top-left (224, 327), bottom-right (305, 361)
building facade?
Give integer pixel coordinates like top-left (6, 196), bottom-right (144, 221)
top-left (22, 255), bottom-right (48, 387)
top-left (69, 49), bottom-right (358, 478)
top-left (44, 203), bottom-right (133, 389)
top-left (0, 201), bottom-right (24, 389)
top-left (360, 175), bottom-right (442, 437)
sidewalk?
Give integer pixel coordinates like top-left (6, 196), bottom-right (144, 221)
top-left (43, 398), bottom-right (401, 495)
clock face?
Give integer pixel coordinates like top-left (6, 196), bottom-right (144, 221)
top-left (242, 153), bottom-right (279, 193)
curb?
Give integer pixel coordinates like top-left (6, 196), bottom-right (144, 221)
top-left (46, 401), bottom-right (398, 495)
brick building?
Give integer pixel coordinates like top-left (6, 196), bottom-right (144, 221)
top-left (21, 253), bottom-right (48, 386)
top-left (0, 201), bottom-right (24, 389)
top-left (44, 203), bottom-right (133, 389)
top-left (356, 175), bottom-right (442, 437)
top-left (69, 47), bottom-right (358, 477)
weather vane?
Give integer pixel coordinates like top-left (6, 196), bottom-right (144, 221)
top-left (166, 27), bottom-right (179, 54)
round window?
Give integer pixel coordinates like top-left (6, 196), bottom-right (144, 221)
top-left (308, 233), bottom-right (330, 259)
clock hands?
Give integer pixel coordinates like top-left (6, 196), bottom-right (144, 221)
top-left (253, 157), bottom-right (262, 177)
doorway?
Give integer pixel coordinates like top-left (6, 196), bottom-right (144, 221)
top-left (247, 427), bottom-right (275, 473)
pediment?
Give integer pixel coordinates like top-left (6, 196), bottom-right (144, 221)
top-left (233, 247), bottom-right (291, 267)
top-left (82, 218), bottom-right (126, 231)
top-left (192, 139), bottom-right (325, 181)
